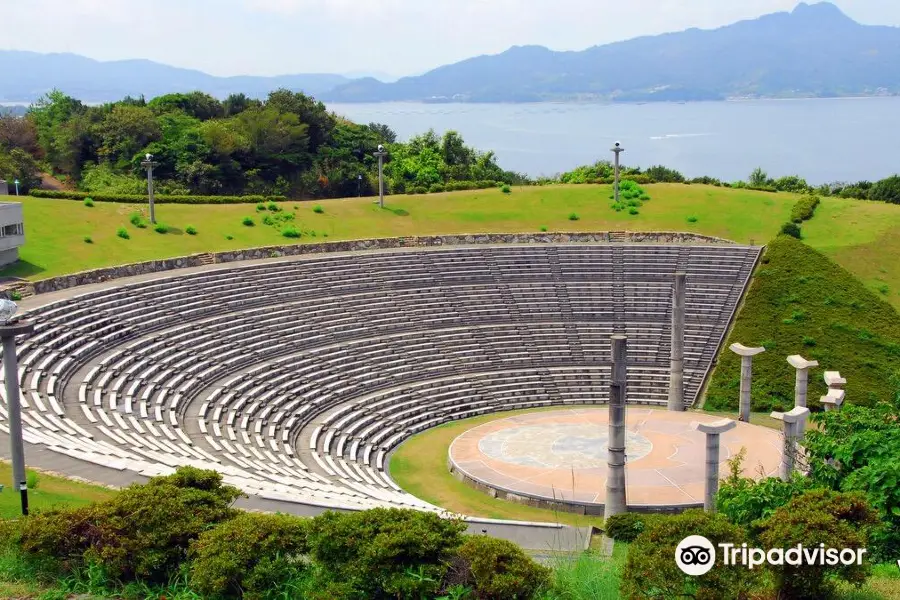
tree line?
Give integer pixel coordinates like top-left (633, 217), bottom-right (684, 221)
top-left (0, 89), bottom-right (522, 198)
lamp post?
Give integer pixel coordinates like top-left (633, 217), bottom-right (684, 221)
top-left (13, 179), bottom-right (19, 196)
top-left (611, 142), bottom-right (625, 204)
top-left (358, 174), bottom-right (363, 198)
top-left (0, 298), bottom-right (34, 515)
top-left (373, 145), bottom-right (388, 209)
top-left (139, 153), bottom-right (158, 224)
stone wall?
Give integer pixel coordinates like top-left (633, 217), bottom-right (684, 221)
top-left (25, 231), bottom-right (737, 295)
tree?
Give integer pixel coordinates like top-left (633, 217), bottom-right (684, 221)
top-left (148, 92), bottom-right (224, 121)
top-left (869, 175), bottom-right (900, 204)
top-left (0, 147), bottom-right (42, 192)
top-left (368, 122), bottom-right (397, 143)
top-left (749, 166), bottom-right (769, 187)
top-left (0, 113), bottom-right (41, 157)
top-left (94, 105), bottom-right (162, 168)
top-left (265, 89), bottom-right (333, 153)
top-left (222, 93), bottom-right (258, 117)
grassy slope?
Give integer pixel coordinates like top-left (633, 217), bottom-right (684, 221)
top-left (705, 235), bottom-right (900, 412)
top-left (0, 463), bottom-right (115, 519)
top-left (804, 197), bottom-right (900, 311)
top-left (2, 184), bottom-right (795, 280)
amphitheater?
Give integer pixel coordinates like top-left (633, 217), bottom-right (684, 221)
top-left (0, 235), bottom-right (767, 546)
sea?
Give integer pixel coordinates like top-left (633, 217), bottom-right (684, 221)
top-left (327, 97), bottom-right (900, 184)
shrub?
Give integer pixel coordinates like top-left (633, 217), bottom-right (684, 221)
top-left (539, 226), bottom-right (548, 232)
top-left (116, 227), bottom-right (129, 240)
top-left (568, 213), bottom-right (580, 221)
top-left (190, 512), bottom-right (310, 600)
top-left (628, 207), bottom-right (639, 215)
top-left (282, 226), bottom-right (301, 238)
top-left (185, 225), bottom-right (197, 235)
top-left (305, 508), bottom-right (466, 599)
top-left (30, 189), bottom-right (272, 205)
top-left (500, 184), bottom-right (511, 194)
top-left (8, 290), bottom-right (22, 301)
top-left (604, 513), bottom-right (660, 543)
top-left (18, 467), bottom-right (241, 584)
top-left (255, 203), bottom-right (266, 211)
top-left (153, 223), bottom-right (169, 234)
top-left (262, 215), bottom-right (275, 226)
top-left (790, 195), bottom-right (821, 223)
top-left (129, 213), bottom-right (147, 229)
top-left (757, 490), bottom-right (878, 600)
top-left (868, 174), bottom-right (900, 204)
top-left (621, 510), bottom-right (759, 600)
top-left (645, 165), bottom-right (685, 183)
top-left (267, 201), bottom-right (280, 212)
top-left (413, 186), bottom-right (428, 194)
top-left (242, 216), bottom-right (255, 227)
top-left (878, 284), bottom-right (889, 295)
top-left (225, 235), bottom-right (234, 241)
top-left (313, 204), bottom-right (324, 214)
top-left (429, 183), bottom-right (446, 193)
top-left (83, 236), bottom-right (93, 244)
top-left (83, 197), bottom-right (94, 207)
top-left (687, 216), bottom-right (698, 223)
top-left (449, 536), bottom-right (551, 599)
top-left (717, 449), bottom-right (811, 528)
top-left (780, 222), bottom-right (801, 239)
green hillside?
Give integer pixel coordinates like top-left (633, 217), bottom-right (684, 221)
top-left (2, 183), bottom-right (795, 280)
top-left (705, 235), bottom-right (900, 411)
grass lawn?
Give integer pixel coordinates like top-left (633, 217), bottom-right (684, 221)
top-left (804, 197), bottom-right (900, 311)
top-left (1, 183), bottom-right (795, 280)
top-left (0, 462), bottom-right (115, 519)
top-left (388, 406), bottom-right (779, 525)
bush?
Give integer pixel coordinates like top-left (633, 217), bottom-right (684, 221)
top-left (780, 222), bottom-right (802, 239)
top-left (282, 226), bottom-right (301, 238)
top-left (129, 213), bottom-right (147, 229)
top-left (306, 508), bottom-right (466, 599)
top-left (868, 174), bottom-right (900, 204)
top-left (790, 195), bottom-right (821, 223)
top-left (687, 216), bottom-right (698, 223)
top-left (256, 203), bottom-right (266, 212)
top-left (83, 236), bottom-right (93, 244)
top-left (262, 215), bottom-right (275, 226)
top-left (628, 207), bottom-right (639, 215)
top-left (621, 510), bottom-right (759, 600)
top-left (568, 213), bottom-right (580, 221)
top-left (153, 223), bottom-right (169, 234)
top-left (313, 204), bottom-right (324, 214)
top-left (190, 512), bottom-right (310, 600)
top-left (604, 513), bottom-right (659, 543)
top-left (757, 490), bottom-right (878, 600)
top-left (450, 536), bottom-right (551, 599)
top-left (539, 226), bottom-right (548, 232)
top-left (185, 225), bottom-right (197, 235)
top-left (645, 165), bottom-right (685, 183)
top-left (116, 227), bottom-right (129, 240)
top-left (30, 189), bottom-right (272, 205)
top-left (83, 197), bottom-right (94, 207)
top-left (18, 467), bottom-right (241, 584)
top-left (500, 184), bottom-right (511, 194)
top-left (717, 449), bottom-right (811, 528)
top-left (225, 235), bottom-right (234, 241)
top-left (267, 201), bottom-right (280, 212)
top-left (429, 183), bottom-right (446, 193)
top-left (242, 216), bottom-right (255, 227)
top-left (413, 186), bottom-right (428, 195)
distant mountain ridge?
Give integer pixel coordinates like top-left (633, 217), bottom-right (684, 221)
top-left (322, 2), bottom-right (900, 103)
top-left (0, 51), bottom-right (353, 103)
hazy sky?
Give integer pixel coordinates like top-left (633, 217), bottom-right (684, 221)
top-left (2, 0), bottom-right (898, 78)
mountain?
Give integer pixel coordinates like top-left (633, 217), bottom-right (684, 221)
top-left (322, 2), bottom-right (900, 103)
top-left (0, 51), bottom-right (354, 103)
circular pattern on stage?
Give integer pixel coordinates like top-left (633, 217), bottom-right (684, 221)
top-left (449, 408), bottom-right (783, 510)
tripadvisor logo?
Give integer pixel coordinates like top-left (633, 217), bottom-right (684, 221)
top-left (675, 536), bottom-right (867, 575)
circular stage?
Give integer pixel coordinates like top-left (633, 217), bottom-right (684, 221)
top-left (448, 408), bottom-right (783, 514)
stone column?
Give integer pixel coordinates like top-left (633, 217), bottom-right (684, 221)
top-left (667, 273), bottom-right (686, 412)
top-left (605, 335), bottom-right (628, 518)
top-left (692, 419), bottom-right (737, 512)
top-left (770, 406), bottom-right (810, 481)
top-left (820, 388), bottom-right (845, 411)
top-left (787, 355), bottom-right (818, 435)
top-left (729, 343), bottom-right (765, 423)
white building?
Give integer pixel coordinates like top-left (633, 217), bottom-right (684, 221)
top-left (0, 194), bottom-right (25, 267)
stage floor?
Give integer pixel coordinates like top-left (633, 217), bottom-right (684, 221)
top-left (448, 408), bottom-right (782, 510)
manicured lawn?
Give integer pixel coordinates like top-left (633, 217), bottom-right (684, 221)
top-left (388, 406), bottom-right (779, 525)
top-left (804, 197), bottom-right (900, 311)
top-left (0, 462), bottom-right (115, 519)
top-left (2, 184), bottom-right (795, 280)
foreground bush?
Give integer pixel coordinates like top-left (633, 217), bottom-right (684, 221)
top-left (190, 512), bottom-right (310, 600)
top-left (757, 489), bottom-right (877, 600)
top-left (18, 467), bottom-right (241, 583)
top-left (790, 195), bottom-right (821, 223)
top-left (449, 535), bottom-right (551, 599)
top-left (603, 512), bottom-right (660, 543)
top-left (621, 510), bottom-right (759, 600)
top-left (305, 508), bottom-right (467, 599)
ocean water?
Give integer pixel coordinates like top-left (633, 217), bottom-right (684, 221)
top-left (327, 97), bottom-right (900, 184)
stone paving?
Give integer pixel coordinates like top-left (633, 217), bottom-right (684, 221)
top-left (450, 408), bottom-right (782, 509)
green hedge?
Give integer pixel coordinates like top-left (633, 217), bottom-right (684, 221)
top-left (29, 189), bottom-right (284, 205)
top-left (705, 235), bottom-right (900, 412)
top-left (790, 195), bottom-right (821, 223)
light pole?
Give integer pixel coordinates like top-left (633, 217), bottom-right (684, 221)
top-left (139, 153), bottom-right (158, 224)
top-left (611, 142), bottom-right (625, 204)
top-left (13, 179), bottom-right (19, 196)
top-left (0, 298), bottom-right (34, 515)
top-left (373, 145), bottom-right (388, 209)
top-left (358, 174), bottom-right (363, 198)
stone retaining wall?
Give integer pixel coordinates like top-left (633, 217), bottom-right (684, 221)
top-left (24, 231), bottom-right (736, 295)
